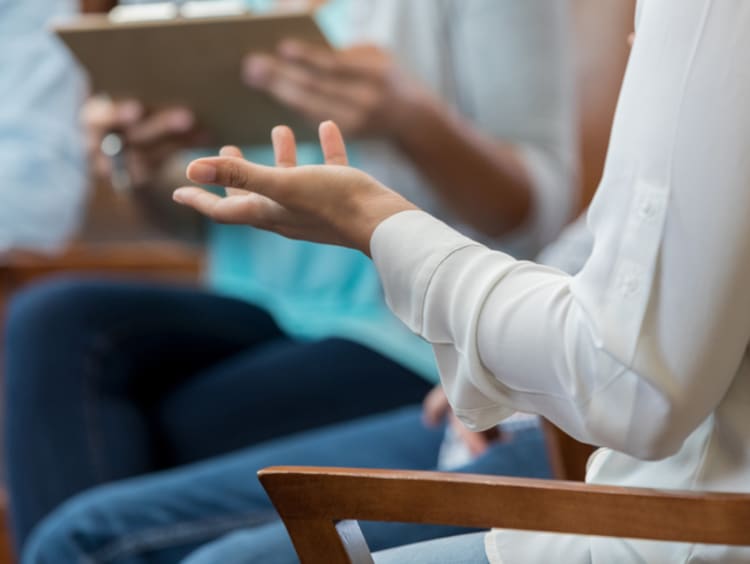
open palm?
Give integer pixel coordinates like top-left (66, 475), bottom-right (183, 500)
top-left (173, 121), bottom-right (415, 254)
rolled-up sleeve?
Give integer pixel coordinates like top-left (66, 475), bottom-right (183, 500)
top-left (0, 0), bottom-right (87, 253)
top-left (371, 0), bottom-right (750, 461)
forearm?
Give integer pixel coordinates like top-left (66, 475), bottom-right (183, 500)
top-left (393, 96), bottom-right (534, 238)
top-left (0, 0), bottom-right (87, 253)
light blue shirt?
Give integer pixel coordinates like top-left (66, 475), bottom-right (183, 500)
top-left (0, 0), bottom-right (87, 253)
top-left (207, 0), bottom-right (440, 382)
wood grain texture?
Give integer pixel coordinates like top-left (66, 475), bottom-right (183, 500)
top-left (260, 466), bottom-right (750, 563)
top-left (0, 491), bottom-right (13, 564)
top-left (80, 0), bottom-right (117, 14)
top-left (541, 420), bottom-right (595, 482)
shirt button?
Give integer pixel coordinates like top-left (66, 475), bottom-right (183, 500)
top-left (639, 200), bottom-right (658, 219)
top-left (622, 275), bottom-right (640, 295)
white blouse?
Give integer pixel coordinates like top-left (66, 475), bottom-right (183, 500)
top-left (370, 1), bottom-right (750, 562)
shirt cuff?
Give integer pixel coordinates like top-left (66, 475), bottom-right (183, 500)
top-left (370, 210), bottom-right (479, 336)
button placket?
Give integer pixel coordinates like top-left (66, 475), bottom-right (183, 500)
top-left (601, 179), bottom-right (669, 362)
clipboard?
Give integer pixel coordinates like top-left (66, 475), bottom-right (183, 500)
top-left (54, 12), bottom-right (330, 146)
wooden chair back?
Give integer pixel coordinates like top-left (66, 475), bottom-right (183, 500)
top-left (260, 466), bottom-right (750, 564)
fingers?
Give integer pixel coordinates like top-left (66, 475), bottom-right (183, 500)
top-left (173, 186), bottom-right (286, 226)
top-left (82, 97), bottom-right (143, 132)
top-left (83, 96), bottom-right (194, 147)
top-left (277, 40), bottom-right (339, 73)
top-left (186, 157), bottom-right (283, 199)
top-left (125, 107), bottom-right (195, 145)
top-left (185, 121), bottom-right (346, 201)
top-left (278, 40), bottom-right (383, 79)
top-left (422, 386), bottom-right (451, 427)
top-left (219, 145), bottom-right (244, 158)
top-left (450, 415), bottom-right (492, 457)
top-left (244, 55), bottom-right (342, 123)
top-left (271, 126), bottom-right (298, 167)
top-left (244, 52), bottom-right (372, 108)
top-left (173, 187), bottom-right (224, 218)
top-left (218, 146), bottom-right (247, 196)
top-left (319, 121), bottom-right (348, 165)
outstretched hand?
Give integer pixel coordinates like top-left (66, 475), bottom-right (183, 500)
top-left (173, 121), bottom-right (416, 255)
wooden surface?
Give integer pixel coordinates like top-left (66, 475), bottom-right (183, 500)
top-left (541, 420), bottom-right (595, 482)
top-left (81, 0), bottom-right (117, 13)
top-left (0, 243), bottom-right (203, 315)
top-left (0, 492), bottom-right (12, 564)
top-left (260, 466), bottom-right (750, 564)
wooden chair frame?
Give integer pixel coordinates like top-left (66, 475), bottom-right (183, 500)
top-left (259, 466), bottom-right (750, 564)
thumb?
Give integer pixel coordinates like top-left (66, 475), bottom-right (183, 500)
top-left (187, 157), bottom-right (283, 199)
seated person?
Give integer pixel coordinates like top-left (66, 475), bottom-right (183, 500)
top-left (0, 0), bottom-right (86, 252)
top-left (6, 0), bottom-right (577, 558)
top-left (21, 215), bottom-right (591, 564)
top-left (170, 2), bottom-right (750, 562)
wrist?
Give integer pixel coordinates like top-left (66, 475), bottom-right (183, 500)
top-left (356, 193), bottom-right (418, 257)
top-left (389, 90), bottom-right (442, 150)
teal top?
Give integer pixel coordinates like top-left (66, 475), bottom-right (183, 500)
top-left (205, 0), bottom-right (439, 382)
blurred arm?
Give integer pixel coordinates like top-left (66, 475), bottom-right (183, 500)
top-left (394, 0), bottom-right (577, 242)
top-left (0, 0), bottom-right (88, 253)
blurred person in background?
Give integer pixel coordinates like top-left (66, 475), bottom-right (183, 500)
top-left (0, 0), bottom-right (86, 533)
top-left (6, 0), bottom-right (578, 561)
top-left (0, 0), bottom-right (87, 253)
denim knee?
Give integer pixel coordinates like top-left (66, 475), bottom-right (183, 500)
top-left (21, 490), bottom-right (116, 564)
top-left (5, 277), bottom-right (100, 349)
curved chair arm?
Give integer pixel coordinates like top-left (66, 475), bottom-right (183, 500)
top-left (259, 466), bottom-right (750, 564)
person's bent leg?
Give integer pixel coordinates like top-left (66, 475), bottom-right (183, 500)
top-left (21, 467), bottom-right (279, 564)
top-left (178, 418), bottom-right (550, 563)
top-left (4, 277), bottom-right (284, 548)
top-left (157, 338), bottom-right (432, 462)
top-left (23, 406), bottom-right (441, 564)
top-left (181, 523), bottom-right (296, 564)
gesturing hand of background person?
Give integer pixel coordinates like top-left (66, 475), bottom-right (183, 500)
top-left (243, 41), bottom-right (428, 139)
top-left (84, 97), bottom-right (206, 190)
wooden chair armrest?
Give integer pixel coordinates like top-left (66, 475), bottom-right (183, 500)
top-left (259, 466), bottom-right (750, 564)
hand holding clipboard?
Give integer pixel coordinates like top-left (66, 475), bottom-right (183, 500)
top-left (55, 9), bottom-right (331, 147)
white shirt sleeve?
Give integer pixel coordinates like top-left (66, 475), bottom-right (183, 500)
top-left (0, 0), bottom-right (87, 253)
top-left (371, 0), bottom-right (750, 461)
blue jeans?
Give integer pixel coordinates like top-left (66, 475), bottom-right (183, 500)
top-left (4, 278), bottom-right (432, 549)
top-left (373, 533), bottom-right (489, 564)
top-left (23, 407), bottom-right (549, 563)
